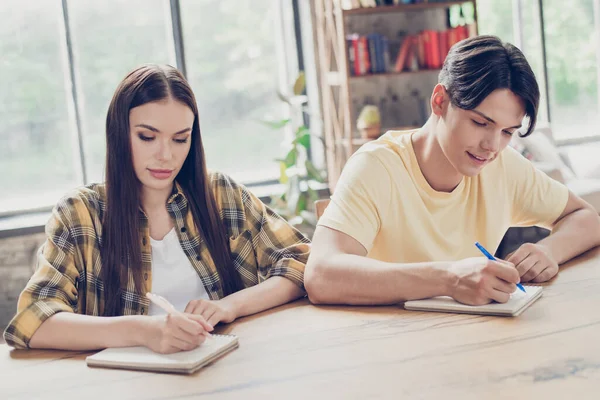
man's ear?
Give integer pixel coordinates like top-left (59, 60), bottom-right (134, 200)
top-left (430, 84), bottom-right (449, 117)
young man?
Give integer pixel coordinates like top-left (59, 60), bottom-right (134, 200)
top-left (305, 36), bottom-right (600, 306)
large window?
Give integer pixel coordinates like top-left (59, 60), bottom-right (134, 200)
top-left (478, 0), bottom-right (600, 143)
top-left (542, 0), bottom-right (597, 141)
top-left (477, 0), bottom-right (514, 43)
top-left (68, 0), bottom-right (173, 183)
top-left (0, 1), bottom-right (80, 214)
top-left (0, 0), bottom-right (301, 216)
top-left (181, 0), bottom-right (296, 183)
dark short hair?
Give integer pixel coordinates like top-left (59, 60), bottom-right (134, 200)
top-left (439, 35), bottom-right (540, 137)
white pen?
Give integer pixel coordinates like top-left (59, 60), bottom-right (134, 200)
top-left (145, 292), bottom-right (212, 338)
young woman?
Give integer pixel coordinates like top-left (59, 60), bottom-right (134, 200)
top-left (305, 35), bottom-right (600, 306)
top-left (4, 64), bottom-right (310, 353)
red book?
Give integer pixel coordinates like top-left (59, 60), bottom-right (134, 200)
top-left (420, 31), bottom-right (430, 69)
top-left (425, 30), bottom-right (441, 69)
top-left (404, 38), bottom-right (418, 71)
top-left (358, 36), bottom-right (370, 75)
top-left (416, 33), bottom-right (426, 69)
top-left (439, 30), bottom-right (449, 65)
top-left (350, 35), bottom-right (361, 75)
top-left (457, 25), bottom-right (469, 42)
top-left (394, 36), bottom-right (413, 72)
top-left (447, 27), bottom-right (460, 49)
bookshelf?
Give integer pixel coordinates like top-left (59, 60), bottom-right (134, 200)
top-left (314, 0), bottom-right (478, 190)
top-left (348, 68), bottom-right (442, 80)
top-left (342, 0), bottom-right (471, 16)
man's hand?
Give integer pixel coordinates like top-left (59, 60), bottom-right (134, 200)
top-left (448, 257), bottom-right (520, 305)
top-left (506, 242), bottom-right (559, 283)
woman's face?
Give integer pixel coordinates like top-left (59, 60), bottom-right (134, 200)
top-left (436, 88), bottom-right (526, 177)
top-left (129, 98), bottom-right (194, 193)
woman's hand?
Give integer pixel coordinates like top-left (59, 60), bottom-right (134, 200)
top-left (185, 298), bottom-right (237, 327)
top-left (506, 242), bottom-right (559, 283)
top-left (141, 312), bottom-right (213, 354)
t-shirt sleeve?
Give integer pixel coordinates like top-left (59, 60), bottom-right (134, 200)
top-left (318, 151), bottom-right (392, 252)
top-left (504, 146), bottom-right (569, 228)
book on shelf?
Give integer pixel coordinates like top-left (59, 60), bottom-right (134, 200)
top-left (389, 24), bottom-right (472, 73)
top-left (348, 33), bottom-right (389, 76)
top-left (393, 36), bottom-right (413, 72)
top-left (343, 0), bottom-right (475, 76)
top-left (342, 0), bottom-right (468, 8)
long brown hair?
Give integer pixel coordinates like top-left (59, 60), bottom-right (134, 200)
top-left (101, 64), bottom-right (243, 316)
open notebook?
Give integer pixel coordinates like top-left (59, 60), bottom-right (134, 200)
top-left (404, 285), bottom-right (543, 317)
top-left (86, 334), bottom-right (238, 374)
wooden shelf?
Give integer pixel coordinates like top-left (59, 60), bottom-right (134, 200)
top-left (349, 69), bottom-right (441, 80)
top-left (314, 0), bottom-right (479, 189)
top-left (342, 1), bottom-right (472, 16)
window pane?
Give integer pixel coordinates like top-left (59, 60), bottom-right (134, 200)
top-left (521, 0), bottom-right (549, 124)
top-left (181, 0), bottom-right (290, 183)
top-left (68, 0), bottom-right (173, 183)
top-left (0, 1), bottom-right (79, 214)
top-left (542, 0), bottom-right (598, 141)
top-left (476, 0), bottom-right (514, 43)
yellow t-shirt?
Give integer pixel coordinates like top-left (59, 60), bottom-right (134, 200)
top-left (318, 130), bottom-right (570, 262)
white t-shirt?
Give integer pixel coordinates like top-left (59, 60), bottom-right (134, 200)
top-left (148, 228), bottom-right (210, 316)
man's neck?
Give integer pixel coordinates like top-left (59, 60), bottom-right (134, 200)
top-left (412, 118), bottom-right (463, 193)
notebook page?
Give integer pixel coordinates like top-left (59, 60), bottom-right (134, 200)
top-left (86, 334), bottom-right (237, 370)
top-left (404, 286), bottom-right (543, 316)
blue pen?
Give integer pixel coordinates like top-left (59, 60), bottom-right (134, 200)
top-left (475, 242), bottom-right (526, 293)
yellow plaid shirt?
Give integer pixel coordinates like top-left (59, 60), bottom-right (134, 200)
top-left (4, 172), bottom-right (310, 349)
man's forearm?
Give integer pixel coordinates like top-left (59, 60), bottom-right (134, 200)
top-left (305, 254), bottom-right (453, 305)
top-left (538, 208), bottom-right (600, 264)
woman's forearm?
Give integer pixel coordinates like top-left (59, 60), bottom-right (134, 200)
top-left (219, 276), bottom-right (304, 320)
top-left (29, 312), bottom-right (147, 350)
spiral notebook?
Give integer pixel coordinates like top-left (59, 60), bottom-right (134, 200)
top-left (404, 285), bottom-right (543, 317)
top-left (86, 334), bottom-right (238, 374)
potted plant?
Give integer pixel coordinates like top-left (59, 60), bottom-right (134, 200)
top-left (262, 72), bottom-right (327, 237)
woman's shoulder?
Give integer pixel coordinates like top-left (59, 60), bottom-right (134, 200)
top-left (208, 170), bottom-right (239, 190)
top-left (206, 170), bottom-right (267, 219)
top-left (51, 183), bottom-right (106, 223)
top-left (207, 170), bottom-right (247, 206)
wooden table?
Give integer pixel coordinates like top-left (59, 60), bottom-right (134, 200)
top-left (2, 248), bottom-right (600, 400)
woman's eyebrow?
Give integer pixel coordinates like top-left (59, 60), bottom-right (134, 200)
top-left (135, 124), bottom-right (191, 134)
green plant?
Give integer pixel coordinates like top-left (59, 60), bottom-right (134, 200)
top-left (262, 72), bottom-right (327, 228)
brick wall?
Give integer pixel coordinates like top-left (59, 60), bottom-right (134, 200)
top-left (0, 233), bottom-right (45, 340)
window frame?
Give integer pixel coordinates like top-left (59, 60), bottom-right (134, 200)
top-left (514, 0), bottom-right (600, 146)
top-left (0, 0), bottom-right (312, 219)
